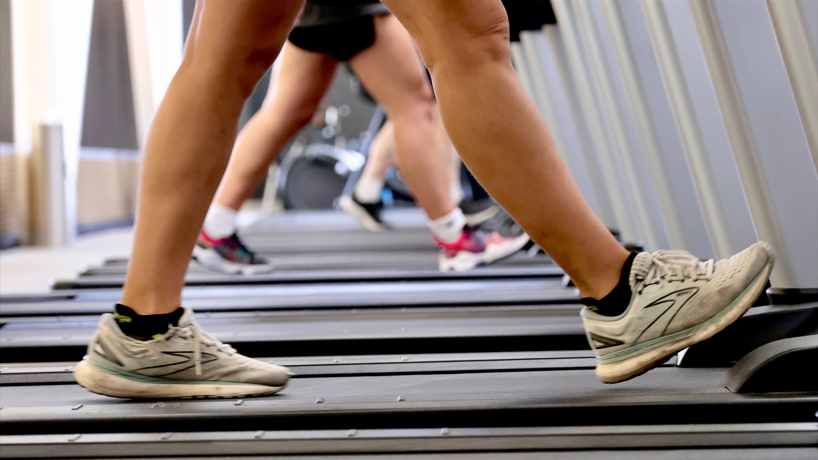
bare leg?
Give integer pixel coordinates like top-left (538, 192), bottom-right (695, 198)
top-left (216, 43), bottom-right (339, 211)
top-left (433, 105), bottom-right (463, 202)
top-left (381, 0), bottom-right (628, 298)
top-left (358, 109), bottom-right (461, 204)
top-left (359, 120), bottom-right (396, 185)
top-left (120, 0), bottom-right (304, 314)
top-left (350, 15), bottom-right (455, 220)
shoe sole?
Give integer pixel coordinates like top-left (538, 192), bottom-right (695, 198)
top-left (339, 196), bottom-right (386, 232)
top-left (439, 233), bottom-right (530, 272)
top-left (74, 360), bottom-right (286, 399)
top-left (596, 245), bottom-right (775, 384)
top-left (192, 245), bottom-right (274, 276)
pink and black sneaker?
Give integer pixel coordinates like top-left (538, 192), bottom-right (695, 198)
top-left (192, 230), bottom-right (274, 275)
top-left (435, 226), bottom-right (530, 272)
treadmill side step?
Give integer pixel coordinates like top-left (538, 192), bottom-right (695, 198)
top-left (2, 424), bottom-right (816, 459)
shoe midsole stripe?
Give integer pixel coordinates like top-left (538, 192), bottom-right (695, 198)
top-left (88, 359), bottom-right (261, 386)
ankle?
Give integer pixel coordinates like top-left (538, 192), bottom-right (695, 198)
top-left (203, 203), bottom-right (239, 239)
top-left (581, 252), bottom-right (637, 316)
top-left (428, 207), bottom-right (467, 242)
top-left (114, 304), bottom-right (184, 340)
top-left (354, 176), bottom-right (385, 203)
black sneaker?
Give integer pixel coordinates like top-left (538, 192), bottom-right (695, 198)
top-left (339, 194), bottom-right (388, 232)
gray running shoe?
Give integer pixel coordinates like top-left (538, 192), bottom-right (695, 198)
top-left (74, 309), bottom-right (292, 398)
top-left (582, 242), bottom-right (775, 384)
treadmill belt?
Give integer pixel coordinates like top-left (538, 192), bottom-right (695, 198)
top-left (59, 265), bottom-right (564, 290)
top-left (75, 252), bottom-right (552, 280)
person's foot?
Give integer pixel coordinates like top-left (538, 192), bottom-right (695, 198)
top-left (192, 230), bottom-right (273, 275)
top-left (339, 194), bottom-right (388, 232)
top-left (74, 308), bottom-right (292, 399)
top-left (436, 226), bottom-right (530, 272)
top-left (582, 242), bottom-right (775, 384)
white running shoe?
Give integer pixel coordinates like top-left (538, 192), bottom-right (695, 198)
top-left (192, 230), bottom-right (274, 275)
top-left (436, 226), bottom-right (530, 272)
top-left (74, 309), bottom-right (292, 398)
top-left (582, 242), bottom-right (775, 384)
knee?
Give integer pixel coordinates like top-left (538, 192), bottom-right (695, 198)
top-left (422, 13), bottom-right (511, 75)
top-left (390, 82), bottom-right (436, 125)
top-left (182, 45), bottom-right (280, 100)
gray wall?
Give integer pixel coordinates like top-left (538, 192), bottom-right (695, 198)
top-left (80, 0), bottom-right (139, 149)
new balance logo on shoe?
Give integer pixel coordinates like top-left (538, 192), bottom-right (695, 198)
top-left (636, 287), bottom-right (699, 342)
top-left (133, 351), bottom-right (219, 377)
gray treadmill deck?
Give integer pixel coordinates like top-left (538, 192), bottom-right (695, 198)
top-left (4, 428), bottom-right (817, 459)
top-left (1, 278), bottom-right (577, 317)
top-left (70, 265), bottom-right (562, 287)
top-left (2, 366), bottom-right (815, 430)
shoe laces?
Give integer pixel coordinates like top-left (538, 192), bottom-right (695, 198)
top-left (164, 322), bottom-right (236, 376)
top-left (639, 251), bottom-right (714, 294)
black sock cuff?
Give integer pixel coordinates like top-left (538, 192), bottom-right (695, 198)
top-left (581, 252), bottom-right (637, 316)
top-left (114, 304), bottom-right (184, 340)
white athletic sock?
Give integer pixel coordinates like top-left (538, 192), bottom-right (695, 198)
top-left (450, 183), bottom-right (465, 206)
top-left (428, 207), bottom-right (467, 243)
top-left (354, 176), bottom-right (385, 203)
top-left (203, 204), bottom-right (238, 239)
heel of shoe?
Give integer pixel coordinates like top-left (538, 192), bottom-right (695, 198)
top-left (192, 245), bottom-right (242, 275)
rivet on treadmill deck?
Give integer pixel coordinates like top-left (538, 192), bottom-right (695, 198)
top-left (253, 430), bottom-right (265, 439)
top-left (397, 396), bottom-right (405, 402)
top-left (333, 358), bottom-right (341, 363)
top-left (316, 398), bottom-right (324, 404)
top-left (160, 432), bottom-right (172, 440)
top-left (440, 428), bottom-right (449, 435)
top-left (65, 366), bottom-right (75, 372)
top-left (234, 399), bottom-right (244, 406)
top-left (72, 404), bottom-right (83, 410)
top-left (68, 434), bottom-right (81, 442)
top-left (347, 429), bottom-right (356, 437)
top-left (401, 356), bottom-right (408, 362)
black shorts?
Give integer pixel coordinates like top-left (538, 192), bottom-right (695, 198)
top-left (288, 15), bottom-right (380, 62)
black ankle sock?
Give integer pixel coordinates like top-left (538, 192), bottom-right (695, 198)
top-left (581, 252), bottom-right (637, 317)
top-left (114, 304), bottom-right (184, 341)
